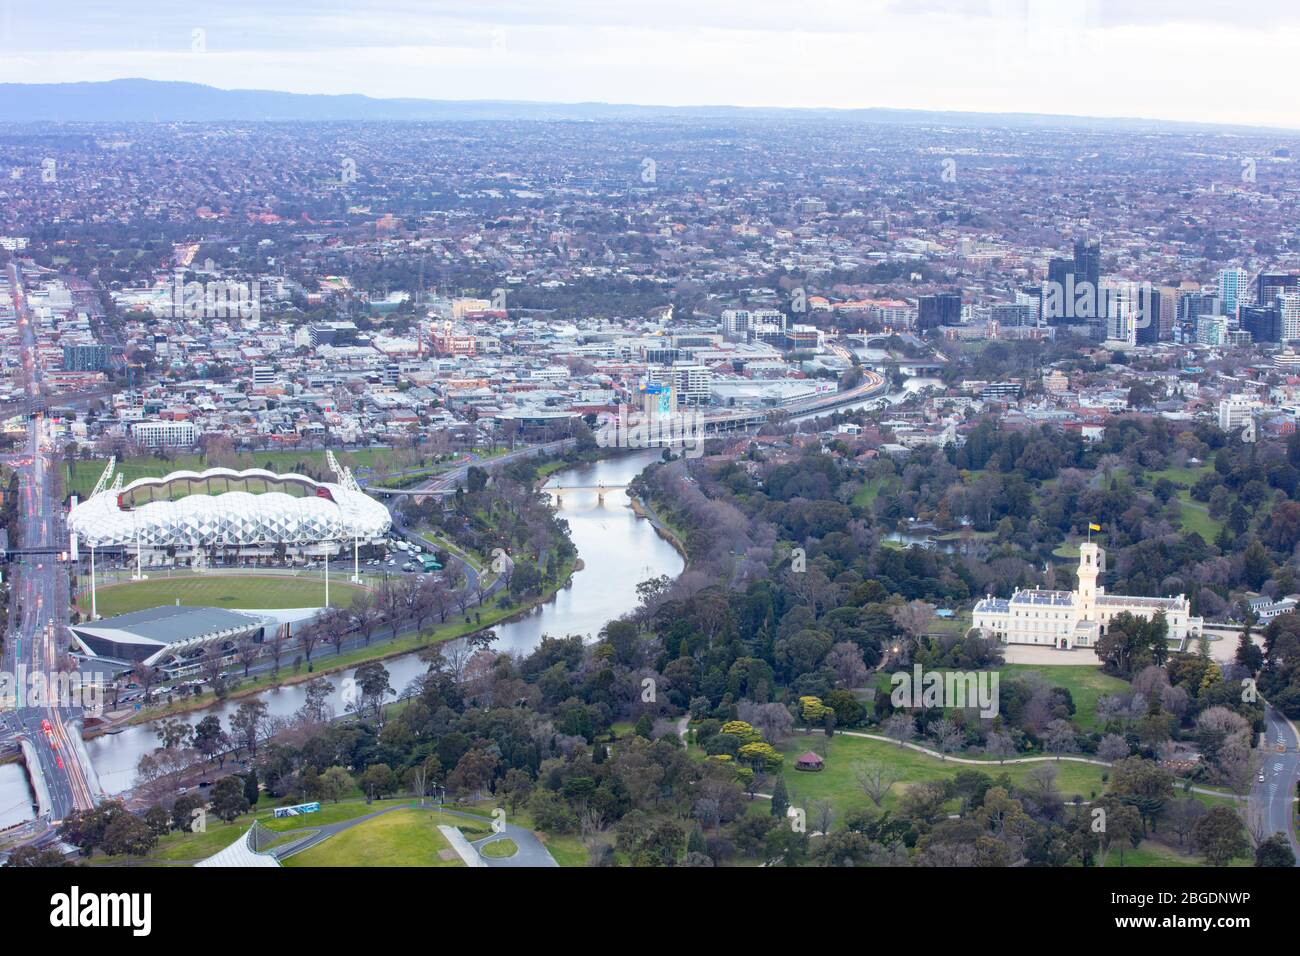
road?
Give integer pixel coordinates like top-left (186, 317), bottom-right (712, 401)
top-left (1, 262), bottom-right (98, 826)
top-left (1251, 704), bottom-right (1300, 863)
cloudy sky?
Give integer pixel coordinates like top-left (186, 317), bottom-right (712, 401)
top-left (4, 1), bottom-right (1299, 128)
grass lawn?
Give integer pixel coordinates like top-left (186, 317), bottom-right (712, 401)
top-left (284, 808), bottom-right (464, 867)
top-left (1173, 492), bottom-right (1223, 541)
top-left (852, 477), bottom-right (892, 508)
top-left (146, 796), bottom-right (378, 861)
top-left (1001, 664), bottom-right (1131, 733)
top-left (1115, 839), bottom-right (1248, 868)
top-left (80, 574), bottom-right (368, 617)
top-left (776, 733), bottom-right (1110, 819)
top-left (480, 838), bottom-right (519, 859)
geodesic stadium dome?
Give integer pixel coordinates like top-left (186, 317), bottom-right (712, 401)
top-left (67, 467), bottom-right (391, 551)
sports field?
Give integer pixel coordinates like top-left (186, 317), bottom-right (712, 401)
top-left (79, 574), bottom-right (367, 617)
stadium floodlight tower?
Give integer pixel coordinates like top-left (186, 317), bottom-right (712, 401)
top-left (327, 449), bottom-right (364, 584)
top-left (82, 460), bottom-right (119, 620)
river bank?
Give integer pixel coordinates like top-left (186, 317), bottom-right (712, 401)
top-left (628, 494), bottom-right (689, 564)
top-left (97, 555), bottom-right (583, 730)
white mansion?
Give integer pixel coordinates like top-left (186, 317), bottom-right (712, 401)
top-left (972, 543), bottom-right (1203, 649)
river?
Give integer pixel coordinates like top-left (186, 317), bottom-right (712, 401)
top-left (69, 449), bottom-right (682, 798)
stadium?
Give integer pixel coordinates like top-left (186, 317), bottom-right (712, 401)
top-left (66, 456), bottom-right (391, 565)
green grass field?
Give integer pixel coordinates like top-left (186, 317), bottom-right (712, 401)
top-left (1001, 664), bottom-right (1130, 733)
top-left (480, 838), bottom-right (519, 859)
top-left (1173, 492), bottom-right (1223, 542)
top-left (284, 808), bottom-right (464, 867)
top-left (81, 574), bottom-right (367, 617)
top-left (776, 733), bottom-right (1110, 819)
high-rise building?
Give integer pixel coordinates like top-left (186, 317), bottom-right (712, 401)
top-left (721, 309), bottom-right (751, 339)
top-left (1073, 238), bottom-right (1101, 293)
top-left (1134, 288), bottom-right (1161, 345)
top-left (1256, 272), bottom-right (1300, 306)
top-left (1280, 292), bottom-right (1300, 341)
top-left (1196, 314), bottom-right (1229, 346)
top-left (917, 293), bottom-right (962, 331)
top-left (990, 303), bottom-right (1037, 327)
top-left (1241, 304), bottom-right (1282, 343)
top-left (1217, 267), bottom-right (1250, 315)
top-left (646, 363), bottom-right (711, 408)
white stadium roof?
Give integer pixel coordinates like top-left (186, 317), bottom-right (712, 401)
top-left (67, 466), bottom-right (391, 550)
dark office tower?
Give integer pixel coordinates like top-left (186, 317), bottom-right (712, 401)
top-left (1177, 292), bottom-right (1220, 342)
top-left (1073, 238), bottom-right (1101, 292)
top-left (1179, 292), bottom-right (1219, 323)
top-left (1256, 272), bottom-right (1300, 305)
top-left (1134, 292), bottom-right (1161, 344)
top-left (1044, 258), bottom-right (1075, 324)
top-left (1241, 304), bottom-right (1282, 343)
top-left (917, 293), bottom-right (962, 331)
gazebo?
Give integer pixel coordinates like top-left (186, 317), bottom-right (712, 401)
top-left (795, 751), bottom-right (825, 772)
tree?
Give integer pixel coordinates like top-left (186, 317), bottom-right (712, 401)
top-left (154, 717), bottom-right (192, 750)
top-left (770, 774), bottom-right (789, 820)
top-left (1162, 796), bottom-right (1206, 848)
top-left (1095, 799), bottom-right (1143, 866)
top-left (929, 718), bottom-right (963, 759)
top-left (229, 699), bottom-right (269, 757)
top-left (882, 713), bottom-right (916, 749)
top-left (1193, 806), bottom-right (1250, 866)
top-left (1255, 833), bottom-right (1296, 867)
top-left (171, 793), bottom-right (206, 833)
top-left (1108, 757), bottom-right (1175, 835)
top-left (3, 846), bottom-right (70, 867)
top-left (353, 661), bottom-right (395, 721)
top-left (100, 810), bottom-right (158, 857)
top-left (192, 714), bottom-right (231, 767)
top-left (211, 774), bottom-right (251, 822)
top-left (738, 741), bottom-right (784, 773)
top-left (500, 767), bottom-right (534, 814)
top-left (855, 760), bottom-right (902, 807)
top-left (985, 730), bottom-right (1015, 763)
top-left (359, 763), bottom-right (398, 801)
top-left (1097, 733), bottom-right (1131, 763)
top-left (1043, 719), bottom-right (1079, 759)
top-left (319, 766), bottom-right (354, 803)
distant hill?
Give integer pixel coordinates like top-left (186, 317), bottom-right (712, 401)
top-left (0, 78), bottom-right (1291, 134)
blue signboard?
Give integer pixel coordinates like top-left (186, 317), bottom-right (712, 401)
top-left (273, 801), bottom-right (322, 818)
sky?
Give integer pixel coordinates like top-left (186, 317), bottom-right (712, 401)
top-left (4, 1), bottom-right (1300, 128)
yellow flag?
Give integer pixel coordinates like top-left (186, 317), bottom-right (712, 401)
top-left (1088, 523), bottom-right (1101, 531)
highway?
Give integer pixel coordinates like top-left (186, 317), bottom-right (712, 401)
top-left (1251, 704), bottom-right (1300, 863)
top-left (1, 262), bottom-right (98, 827)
